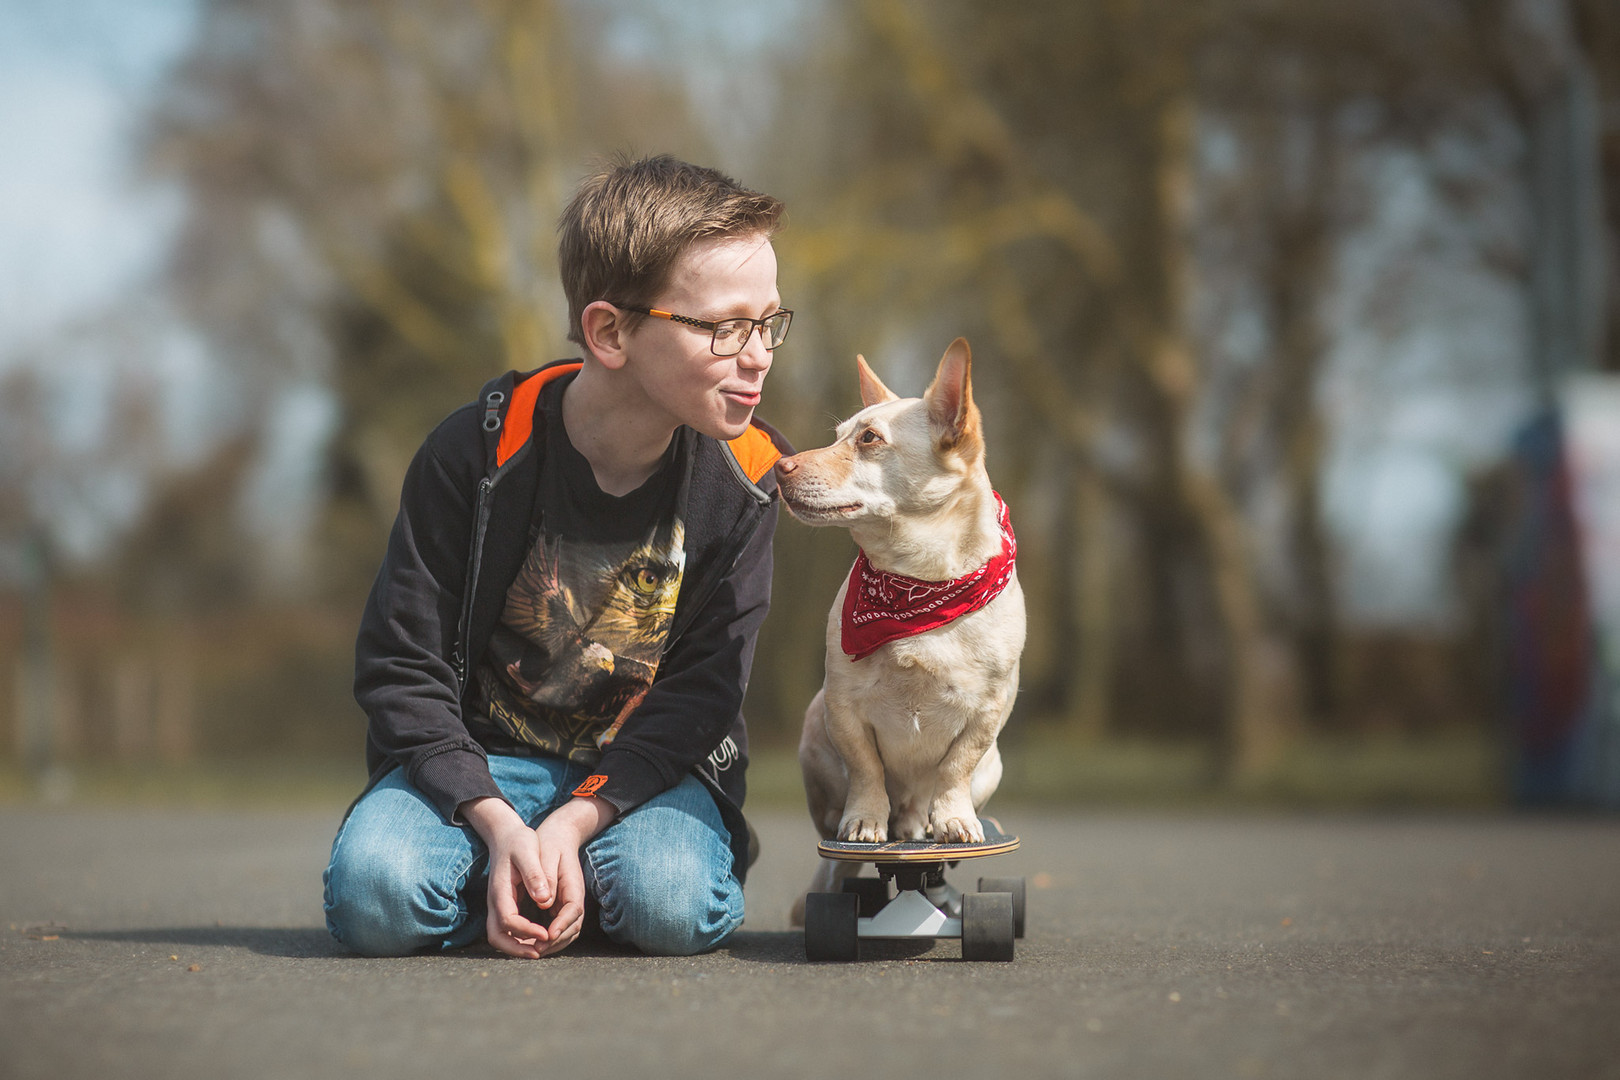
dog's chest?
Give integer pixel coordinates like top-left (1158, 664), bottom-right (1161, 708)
top-left (830, 593), bottom-right (1020, 716)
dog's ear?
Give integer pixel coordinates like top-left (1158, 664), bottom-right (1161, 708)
top-left (856, 355), bottom-right (899, 408)
top-left (924, 338), bottom-right (980, 454)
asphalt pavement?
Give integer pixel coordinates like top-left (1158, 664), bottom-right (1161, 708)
top-left (3, 802), bottom-right (1617, 1079)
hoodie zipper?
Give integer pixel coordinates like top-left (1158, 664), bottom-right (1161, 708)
top-left (453, 473), bottom-right (497, 688)
top-left (453, 367), bottom-right (578, 687)
top-left (662, 493), bottom-right (768, 652)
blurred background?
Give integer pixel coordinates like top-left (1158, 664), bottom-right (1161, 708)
top-left (2, 0), bottom-right (1619, 810)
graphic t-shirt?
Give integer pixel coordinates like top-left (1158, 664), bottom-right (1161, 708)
top-left (469, 376), bottom-right (690, 763)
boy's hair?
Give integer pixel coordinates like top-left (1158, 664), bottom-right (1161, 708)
top-left (558, 154), bottom-right (785, 348)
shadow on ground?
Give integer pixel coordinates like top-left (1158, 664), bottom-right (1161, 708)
top-left (52, 925), bottom-right (941, 965)
top-left (721, 930), bottom-right (940, 964)
top-left (62, 926), bottom-right (343, 958)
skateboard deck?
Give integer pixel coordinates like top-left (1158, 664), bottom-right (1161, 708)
top-left (817, 818), bottom-right (1019, 863)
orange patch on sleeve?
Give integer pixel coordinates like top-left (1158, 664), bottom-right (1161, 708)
top-left (572, 774), bottom-right (609, 797)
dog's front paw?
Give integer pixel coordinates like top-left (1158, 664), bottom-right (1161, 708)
top-left (930, 802), bottom-right (985, 844)
top-left (838, 813), bottom-right (888, 844)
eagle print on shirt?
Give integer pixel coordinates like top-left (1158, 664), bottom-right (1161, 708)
top-left (477, 517), bottom-right (686, 762)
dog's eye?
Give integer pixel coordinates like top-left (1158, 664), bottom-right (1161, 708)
top-left (859, 429), bottom-right (883, 446)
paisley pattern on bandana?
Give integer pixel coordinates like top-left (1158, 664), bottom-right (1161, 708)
top-left (840, 493), bottom-right (1016, 661)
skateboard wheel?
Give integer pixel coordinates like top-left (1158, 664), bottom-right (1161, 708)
top-left (804, 891), bottom-right (860, 962)
top-left (977, 876), bottom-right (1026, 938)
top-left (840, 876), bottom-right (890, 917)
top-left (961, 891), bottom-right (1015, 961)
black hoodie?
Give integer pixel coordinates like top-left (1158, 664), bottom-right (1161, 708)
top-left (351, 359), bottom-right (788, 879)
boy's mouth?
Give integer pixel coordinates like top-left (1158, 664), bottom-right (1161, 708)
top-left (722, 388), bottom-right (761, 407)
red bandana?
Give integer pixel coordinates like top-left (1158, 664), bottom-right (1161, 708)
top-left (841, 493), bottom-right (1017, 661)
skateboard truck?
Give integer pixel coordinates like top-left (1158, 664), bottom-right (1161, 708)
top-left (804, 819), bottom-right (1024, 962)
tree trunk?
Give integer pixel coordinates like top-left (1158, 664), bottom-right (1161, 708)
top-left (1153, 94), bottom-right (1297, 781)
top-left (1069, 463), bottom-right (1115, 739)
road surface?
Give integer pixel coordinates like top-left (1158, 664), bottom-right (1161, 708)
top-left (3, 804), bottom-right (1617, 1079)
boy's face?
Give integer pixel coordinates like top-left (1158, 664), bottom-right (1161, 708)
top-left (620, 232), bottom-right (781, 442)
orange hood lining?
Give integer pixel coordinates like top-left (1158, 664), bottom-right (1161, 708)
top-left (496, 363), bottom-right (580, 467)
top-left (496, 363), bottom-right (781, 484)
top-left (727, 425), bottom-right (781, 485)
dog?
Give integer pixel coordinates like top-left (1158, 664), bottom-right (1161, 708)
top-left (776, 338), bottom-right (1026, 913)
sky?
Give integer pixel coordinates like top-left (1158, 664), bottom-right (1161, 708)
top-left (0, 0), bottom-right (805, 357)
top-left (0, 0), bottom-right (198, 355)
top-left (0, 0), bottom-right (230, 567)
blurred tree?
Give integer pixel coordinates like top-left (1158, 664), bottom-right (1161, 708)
top-left (767, 0), bottom-right (1304, 778)
top-left (761, 0), bottom-right (1608, 780)
top-left (1572, 0), bottom-right (1619, 373)
top-left (147, 0), bottom-right (717, 596)
top-left (125, 0), bottom-right (1614, 778)
top-left (0, 308), bottom-right (188, 769)
top-left (0, 307), bottom-right (176, 574)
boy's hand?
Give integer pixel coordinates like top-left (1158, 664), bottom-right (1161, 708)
top-left (462, 795), bottom-right (616, 959)
top-left (529, 797), bottom-right (615, 953)
top-left (463, 797), bottom-right (551, 958)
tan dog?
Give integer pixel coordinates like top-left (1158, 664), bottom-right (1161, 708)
top-left (777, 338), bottom-right (1026, 909)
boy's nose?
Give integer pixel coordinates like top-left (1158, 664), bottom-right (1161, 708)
top-left (737, 330), bottom-right (772, 371)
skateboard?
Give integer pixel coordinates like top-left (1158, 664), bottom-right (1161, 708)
top-left (803, 818), bottom-right (1025, 962)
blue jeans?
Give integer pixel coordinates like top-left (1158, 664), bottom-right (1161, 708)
top-left (322, 754), bottom-right (744, 957)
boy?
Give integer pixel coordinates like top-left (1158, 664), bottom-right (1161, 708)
top-left (323, 155), bottom-right (791, 958)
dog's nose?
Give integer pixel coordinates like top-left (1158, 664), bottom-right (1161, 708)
top-left (776, 455), bottom-right (798, 475)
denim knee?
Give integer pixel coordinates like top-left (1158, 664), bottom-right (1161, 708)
top-left (324, 826), bottom-right (473, 957)
top-left (590, 840), bottom-right (743, 956)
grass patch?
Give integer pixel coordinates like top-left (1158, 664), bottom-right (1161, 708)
top-left (744, 729), bottom-right (1508, 811)
top-left (0, 730), bottom-right (1507, 812)
top-left (0, 757), bottom-right (367, 812)
top-left (1235, 732), bottom-right (1507, 809)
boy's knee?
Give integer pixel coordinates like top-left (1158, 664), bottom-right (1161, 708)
top-left (324, 831), bottom-right (466, 957)
top-left (595, 847), bottom-right (743, 956)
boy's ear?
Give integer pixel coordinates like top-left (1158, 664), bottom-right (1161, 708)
top-left (856, 355), bottom-right (898, 408)
top-left (581, 301), bottom-right (630, 369)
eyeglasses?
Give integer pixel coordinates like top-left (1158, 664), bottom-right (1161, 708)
top-left (620, 305), bottom-right (793, 357)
